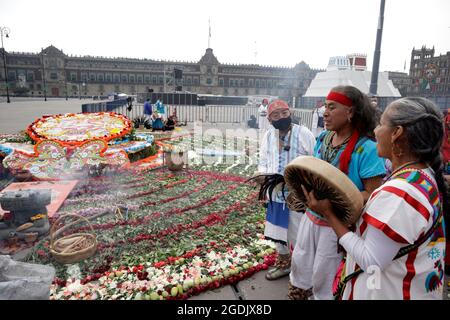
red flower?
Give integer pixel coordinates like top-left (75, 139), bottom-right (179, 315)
top-left (36, 249), bottom-right (46, 257)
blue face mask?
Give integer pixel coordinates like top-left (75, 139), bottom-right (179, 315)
top-left (272, 117), bottom-right (292, 131)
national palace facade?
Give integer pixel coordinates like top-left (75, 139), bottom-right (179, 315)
top-left (0, 45), bottom-right (321, 100)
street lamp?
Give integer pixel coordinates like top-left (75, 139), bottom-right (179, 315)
top-left (41, 48), bottom-right (47, 101)
top-left (1, 26), bottom-right (11, 103)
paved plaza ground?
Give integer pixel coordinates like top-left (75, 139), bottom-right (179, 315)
top-left (0, 97), bottom-right (448, 300)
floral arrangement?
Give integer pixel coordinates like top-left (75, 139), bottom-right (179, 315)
top-left (26, 112), bottom-right (132, 146)
top-left (22, 133), bottom-right (268, 300)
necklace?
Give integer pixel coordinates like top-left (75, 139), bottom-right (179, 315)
top-left (321, 132), bottom-right (351, 164)
top-left (278, 126), bottom-right (292, 152)
top-left (386, 160), bottom-right (422, 181)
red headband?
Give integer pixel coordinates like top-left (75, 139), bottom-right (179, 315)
top-left (326, 91), bottom-right (352, 107)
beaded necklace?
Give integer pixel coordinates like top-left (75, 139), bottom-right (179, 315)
top-left (385, 160), bottom-right (422, 181)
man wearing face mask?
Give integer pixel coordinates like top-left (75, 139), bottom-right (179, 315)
top-left (256, 99), bottom-right (316, 280)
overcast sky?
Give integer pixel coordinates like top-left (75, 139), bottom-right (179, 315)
top-left (0, 0), bottom-right (449, 72)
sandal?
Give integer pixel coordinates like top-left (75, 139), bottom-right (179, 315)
top-left (265, 266), bottom-right (291, 280)
top-left (288, 282), bottom-right (313, 300)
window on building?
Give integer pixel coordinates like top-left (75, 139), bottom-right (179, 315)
top-left (90, 74), bottom-right (96, 81)
top-left (122, 75), bottom-right (128, 82)
top-left (206, 78), bottom-right (212, 85)
top-left (50, 72), bottom-right (58, 80)
top-left (145, 76), bottom-right (150, 83)
top-left (114, 75), bottom-right (120, 83)
top-left (267, 80), bottom-right (272, 88)
top-left (37, 84), bottom-right (42, 90)
top-left (229, 79), bottom-right (234, 87)
top-left (193, 78), bottom-right (199, 86)
top-left (129, 75), bottom-right (135, 83)
top-left (152, 76), bottom-right (157, 85)
top-left (98, 74), bottom-right (104, 82)
top-left (27, 72), bottom-right (34, 82)
top-left (255, 79), bottom-right (260, 88)
top-left (137, 75), bottom-right (143, 83)
top-left (248, 79), bottom-right (254, 87)
top-left (158, 76), bottom-right (163, 85)
top-left (239, 79), bottom-right (244, 87)
top-left (186, 77), bottom-right (192, 85)
top-left (29, 84), bottom-right (34, 90)
top-left (219, 78), bottom-right (224, 86)
top-left (70, 73), bottom-right (77, 81)
top-left (106, 74), bottom-right (112, 82)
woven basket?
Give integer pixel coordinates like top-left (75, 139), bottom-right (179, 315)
top-left (49, 214), bottom-right (97, 264)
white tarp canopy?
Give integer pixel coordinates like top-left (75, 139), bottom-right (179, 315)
top-left (304, 70), bottom-right (401, 97)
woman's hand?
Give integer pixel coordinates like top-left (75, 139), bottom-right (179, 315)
top-left (301, 185), bottom-right (334, 218)
top-left (301, 185), bottom-right (350, 239)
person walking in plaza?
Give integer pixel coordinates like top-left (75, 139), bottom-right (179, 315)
top-left (289, 85), bottom-right (386, 300)
top-left (311, 101), bottom-right (325, 138)
top-left (303, 97), bottom-right (448, 299)
top-left (258, 98), bottom-right (271, 134)
top-left (257, 99), bottom-right (316, 280)
top-left (143, 98), bottom-right (153, 125)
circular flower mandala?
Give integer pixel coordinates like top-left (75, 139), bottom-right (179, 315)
top-left (27, 112), bottom-right (132, 146)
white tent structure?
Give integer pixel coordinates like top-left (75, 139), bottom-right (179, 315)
top-left (304, 70), bottom-right (401, 97)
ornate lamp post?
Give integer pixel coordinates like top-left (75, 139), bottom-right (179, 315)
top-left (1, 26), bottom-right (10, 103)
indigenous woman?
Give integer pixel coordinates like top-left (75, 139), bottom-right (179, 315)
top-left (289, 86), bottom-right (386, 300)
top-left (257, 99), bottom-right (316, 280)
top-left (304, 97), bottom-right (448, 299)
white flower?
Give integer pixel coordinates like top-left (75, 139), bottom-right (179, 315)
top-left (66, 279), bottom-right (83, 293)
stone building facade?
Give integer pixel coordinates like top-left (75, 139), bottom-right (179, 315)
top-left (387, 71), bottom-right (410, 97)
top-left (408, 46), bottom-right (450, 97)
top-left (0, 45), bottom-right (321, 101)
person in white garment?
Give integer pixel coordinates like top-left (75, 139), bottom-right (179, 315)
top-left (302, 97), bottom-right (448, 300)
top-left (311, 102), bottom-right (325, 138)
top-left (258, 99), bottom-right (270, 133)
top-left (257, 99), bottom-right (316, 280)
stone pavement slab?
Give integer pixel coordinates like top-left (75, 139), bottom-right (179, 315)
top-left (189, 285), bottom-right (238, 300)
top-left (188, 271), bottom-right (290, 300)
top-left (236, 270), bottom-right (289, 300)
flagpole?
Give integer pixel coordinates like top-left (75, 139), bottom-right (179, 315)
top-left (369, 0), bottom-right (386, 96)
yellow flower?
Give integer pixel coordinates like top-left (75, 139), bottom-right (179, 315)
top-left (30, 214), bottom-right (46, 221)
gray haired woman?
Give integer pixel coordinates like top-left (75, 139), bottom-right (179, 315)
top-left (303, 97), bottom-right (449, 299)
